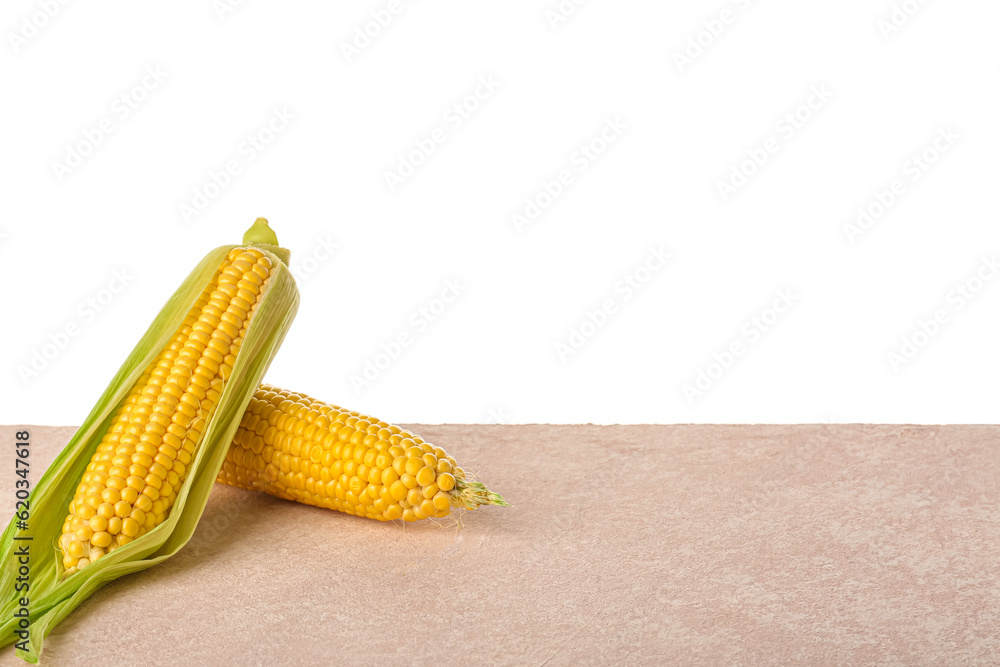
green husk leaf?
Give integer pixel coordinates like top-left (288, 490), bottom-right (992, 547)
top-left (0, 232), bottom-right (299, 662)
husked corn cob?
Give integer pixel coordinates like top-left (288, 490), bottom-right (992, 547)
top-left (217, 384), bottom-right (508, 521)
top-left (59, 247), bottom-right (276, 575)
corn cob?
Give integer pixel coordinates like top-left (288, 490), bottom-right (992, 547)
top-left (1, 218), bottom-right (299, 662)
top-left (58, 246), bottom-right (276, 575)
top-left (217, 385), bottom-right (508, 520)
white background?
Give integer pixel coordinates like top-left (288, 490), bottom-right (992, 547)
top-left (1, 1), bottom-right (998, 425)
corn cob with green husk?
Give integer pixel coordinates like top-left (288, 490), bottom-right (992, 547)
top-left (217, 385), bottom-right (508, 520)
top-left (0, 218), bottom-right (299, 663)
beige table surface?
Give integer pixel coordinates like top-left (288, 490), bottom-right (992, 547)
top-left (1, 424), bottom-right (998, 666)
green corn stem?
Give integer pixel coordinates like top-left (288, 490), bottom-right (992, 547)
top-left (453, 479), bottom-right (511, 510)
top-left (243, 217), bottom-right (290, 266)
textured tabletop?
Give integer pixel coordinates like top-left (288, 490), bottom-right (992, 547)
top-left (2, 424), bottom-right (999, 666)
